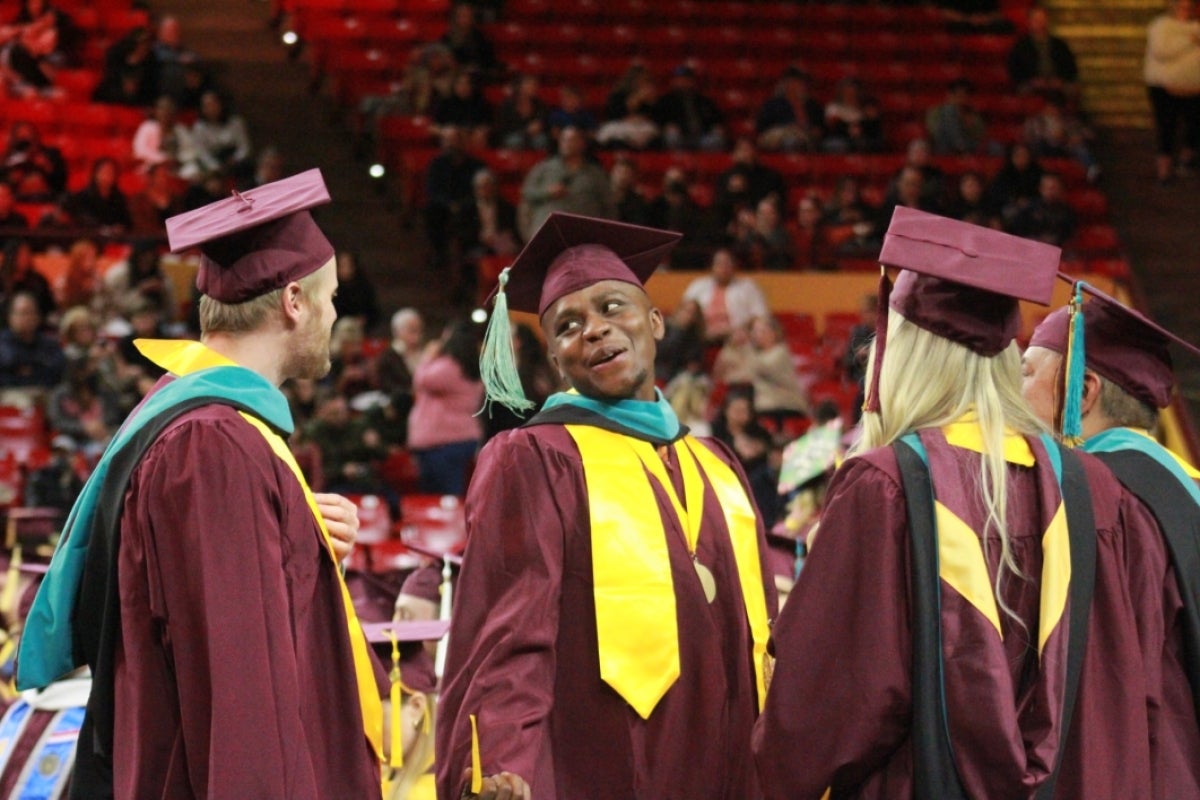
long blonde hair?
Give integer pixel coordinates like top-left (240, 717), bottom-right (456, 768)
top-left (386, 693), bottom-right (437, 800)
top-left (855, 311), bottom-right (1048, 622)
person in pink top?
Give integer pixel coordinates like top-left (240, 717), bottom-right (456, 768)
top-left (406, 319), bottom-right (484, 496)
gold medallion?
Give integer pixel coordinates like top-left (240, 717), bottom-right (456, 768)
top-left (694, 560), bottom-right (717, 604)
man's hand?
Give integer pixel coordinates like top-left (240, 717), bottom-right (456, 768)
top-left (460, 768), bottom-right (531, 800)
top-left (315, 493), bottom-right (359, 562)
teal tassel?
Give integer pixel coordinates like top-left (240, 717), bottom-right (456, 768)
top-left (478, 268), bottom-right (535, 415)
top-left (1061, 282), bottom-right (1087, 446)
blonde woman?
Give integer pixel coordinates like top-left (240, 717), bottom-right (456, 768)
top-left (753, 209), bottom-right (1166, 798)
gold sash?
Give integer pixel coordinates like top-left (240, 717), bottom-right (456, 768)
top-left (565, 425), bottom-right (770, 718)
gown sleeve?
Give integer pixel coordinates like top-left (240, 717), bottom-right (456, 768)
top-left (436, 431), bottom-right (565, 798)
top-left (753, 453), bottom-right (912, 799)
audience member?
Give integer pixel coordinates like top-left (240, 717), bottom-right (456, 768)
top-left (756, 66), bottom-right (825, 152)
top-left (984, 141), bottom-right (1043, 223)
top-left (111, 293), bottom-right (166, 401)
top-left (519, 126), bottom-right (614, 238)
top-left (0, 184), bottom-right (30, 250)
top-left (713, 136), bottom-right (787, 230)
top-left (647, 166), bottom-right (712, 268)
top-left (45, 358), bottom-right (121, 458)
top-left (821, 176), bottom-right (874, 228)
top-left (663, 363), bottom-right (714, 436)
top-left (440, 2), bottom-right (499, 80)
top-left (358, 41), bottom-right (456, 127)
top-left (129, 161), bottom-right (185, 236)
top-left (655, 298), bottom-right (707, 383)
top-left (56, 303), bottom-right (99, 364)
top-left (876, 165), bottom-right (941, 230)
top-left (746, 315), bottom-right (810, 430)
top-left (1007, 170), bottom-right (1076, 245)
top-left (544, 84), bottom-right (597, 140)
top-left (406, 319), bottom-right (484, 497)
top-left (654, 64), bottom-right (725, 151)
top-left (609, 154), bottom-right (651, 226)
top-left (682, 247), bottom-right (769, 343)
top-left (944, 170), bottom-right (998, 227)
top-left (153, 15), bottom-right (201, 107)
top-left (190, 89), bottom-right (254, 181)
top-left (375, 307), bottom-right (424, 441)
top-left (790, 193), bottom-right (835, 270)
top-left (1144, 0), bottom-right (1200, 183)
top-left (92, 25), bottom-right (159, 107)
top-left (302, 393), bottom-right (395, 513)
top-left (424, 126), bottom-right (485, 270)
top-left (332, 250), bottom-right (381, 333)
top-left (2, 120), bottom-right (67, 201)
top-left (182, 168), bottom-right (229, 210)
top-left (0, 291), bottom-right (65, 400)
top-left (132, 94), bottom-right (201, 178)
top-left (432, 69), bottom-right (493, 149)
top-left (0, 2), bottom-right (64, 95)
top-left (493, 73), bottom-right (548, 151)
top-left (12, 0), bottom-right (81, 67)
top-left (2, 238), bottom-right (54, 320)
top-left (1007, 6), bottom-right (1079, 97)
top-left (326, 316), bottom-right (373, 400)
top-left (710, 385), bottom-right (763, 454)
top-left (896, 137), bottom-right (948, 207)
top-left (822, 78), bottom-right (883, 153)
top-left (57, 238), bottom-right (100, 311)
top-left (596, 64), bottom-right (661, 150)
top-left (453, 167), bottom-right (520, 266)
top-left (95, 239), bottom-right (175, 326)
top-left (65, 157), bottom-right (132, 234)
top-left (925, 78), bottom-right (987, 155)
top-left (735, 197), bottom-right (795, 271)
top-left (712, 323), bottom-right (756, 386)
top-left (241, 145), bottom-right (285, 189)
top-left (24, 433), bottom-right (84, 510)
top-left (1022, 90), bottom-right (1099, 180)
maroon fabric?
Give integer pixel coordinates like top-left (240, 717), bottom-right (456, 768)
top-left (362, 621), bottom-right (445, 694)
top-left (499, 212), bottom-right (681, 315)
top-left (114, 404), bottom-right (386, 799)
top-left (1029, 301), bottom-right (1179, 409)
top-left (752, 432), bottom-right (1193, 799)
top-left (165, 168), bottom-right (334, 303)
top-left (399, 565), bottom-right (442, 606)
top-left (437, 425), bottom-right (777, 800)
top-left (889, 271), bottom-right (1020, 356)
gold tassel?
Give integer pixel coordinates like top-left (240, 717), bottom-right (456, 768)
top-left (388, 629), bottom-right (403, 770)
top-left (469, 714), bottom-right (483, 793)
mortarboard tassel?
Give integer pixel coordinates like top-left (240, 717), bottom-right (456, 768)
top-left (478, 268), bottom-right (535, 415)
top-left (1061, 281), bottom-right (1087, 447)
top-left (387, 629), bottom-right (404, 770)
top-left (863, 268), bottom-right (893, 414)
top-left (469, 714), bottom-right (483, 793)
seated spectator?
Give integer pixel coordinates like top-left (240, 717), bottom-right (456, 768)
top-left (545, 84), bottom-right (597, 141)
top-left (432, 69), bottom-right (493, 150)
top-left (655, 64), bottom-right (725, 151)
top-left (153, 15), bottom-right (202, 107)
top-left (24, 433), bottom-right (84, 510)
top-left (174, 60), bottom-right (214, 113)
top-left (65, 157), bottom-right (132, 234)
top-left (2, 238), bottom-right (54, 320)
top-left (406, 319), bottom-right (484, 497)
top-left (756, 66), bottom-right (825, 152)
top-left (12, 0), bottom-right (81, 67)
top-left (452, 167), bottom-right (520, 299)
top-left (92, 25), bottom-right (159, 107)
top-left (326, 316), bottom-right (374, 400)
top-left (984, 141), bottom-right (1043, 224)
top-left (112, 293), bottom-right (167, 400)
top-left (893, 137), bottom-right (947, 208)
top-left (877, 165), bottom-right (941, 228)
top-left (302, 393), bottom-right (396, 515)
top-left (682, 247), bottom-right (768, 343)
top-left (374, 307), bottom-right (424, 442)
top-left (95, 239), bottom-right (176, 326)
top-left (129, 161), bottom-right (185, 236)
top-left (1022, 90), bottom-right (1099, 181)
top-left (647, 166), bottom-right (712, 268)
top-left (440, 2), bottom-right (499, 80)
top-left (714, 136), bottom-right (787, 230)
top-left (2, 120), bottom-right (66, 201)
top-left (0, 3), bottom-right (65, 95)
top-left (0, 291), bottom-right (65, 401)
top-left (425, 126), bottom-right (485, 270)
top-left (0, 183), bottom-right (30, 249)
top-left (332, 250), bottom-right (380, 333)
top-left (822, 78), bottom-right (883, 153)
top-left (735, 197), bottom-right (795, 271)
top-left (710, 385), bottom-right (760, 452)
top-left (132, 94), bottom-right (201, 179)
top-left (57, 303), bottom-right (100, 365)
top-left (31, 193), bottom-right (74, 233)
top-left (821, 176), bottom-right (873, 228)
top-left (182, 168), bottom-right (229, 210)
top-left (1007, 171), bottom-right (1076, 246)
top-left (925, 78), bottom-right (987, 155)
top-left (358, 41), bottom-right (455, 130)
top-left (190, 89), bottom-right (253, 181)
top-left (746, 315), bottom-right (810, 430)
top-left (610, 154), bottom-right (651, 226)
top-left (790, 193), bottom-right (835, 270)
top-left (57, 238), bottom-right (100, 311)
top-left (45, 357), bottom-right (121, 458)
top-left (596, 64), bottom-right (661, 150)
top-left (519, 126), bottom-right (614, 238)
top-left (944, 170), bottom-right (998, 228)
top-left (655, 298), bottom-right (707, 383)
top-left (1007, 6), bottom-right (1079, 97)
top-left (493, 73), bottom-right (548, 151)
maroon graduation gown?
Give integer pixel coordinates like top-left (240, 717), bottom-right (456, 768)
top-left (753, 434), bottom-right (1178, 800)
top-left (436, 423), bottom-right (777, 800)
top-left (113, 404), bottom-right (384, 799)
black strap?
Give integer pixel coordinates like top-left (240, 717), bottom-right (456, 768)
top-left (895, 441), bottom-right (1098, 800)
top-left (894, 441), bottom-right (970, 800)
top-left (70, 396), bottom-right (264, 800)
top-left (1036, 444), bottom-right (1097, 800)
top-left (1093, 449), bottom-right (1200, 727)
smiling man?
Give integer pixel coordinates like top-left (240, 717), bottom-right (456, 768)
top-left (437, 213), bottom-right (776, 800)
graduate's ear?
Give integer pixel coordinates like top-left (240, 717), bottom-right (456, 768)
top-left (649, 306), bottom-right (665, 341)
top-left (280, 280), bottom-right (305, 327)
top-left (1079, 369), bottom-right (1103, 416)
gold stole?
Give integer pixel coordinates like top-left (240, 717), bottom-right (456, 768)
top-left (134, 340), bottom-right (384, 760)
top-left (565, 425), bottom-right (770, 718)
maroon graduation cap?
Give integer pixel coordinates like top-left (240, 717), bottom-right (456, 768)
top-left (501, 212), bottom-right (682, 317)
top-left (1028, 283), bottom-right (1200, 410)
top-left (398, 565), bottom-right (442, 606)
top-left (859, 207), bottom-right (1061, 413)
top-left (362, 619), bottom-right (449, 695)
top-left (165, 168), bottom-right (334, 304)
